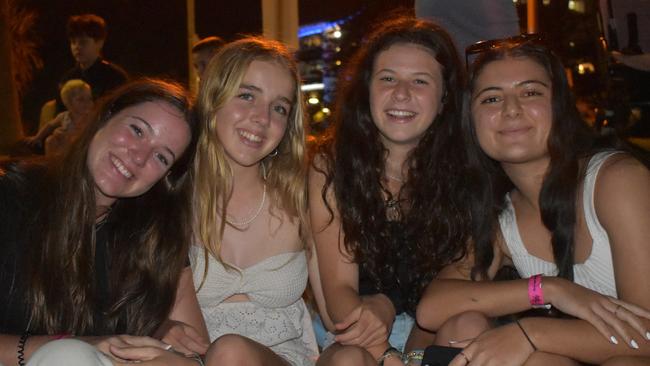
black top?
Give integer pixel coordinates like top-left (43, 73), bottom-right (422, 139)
top-left (56, 57), bottom-right (128, 112)
top-left (0, 165), bottom-right (122, 335)
top-left (358, 221), bottom-right (417, 317)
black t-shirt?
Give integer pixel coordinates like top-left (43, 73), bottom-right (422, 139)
top-left (56, 58), bottom-right (128, 113)
top-left (0, 166), bottom-right (123, 335)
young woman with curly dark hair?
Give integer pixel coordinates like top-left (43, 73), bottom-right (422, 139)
top-left (309, 15), bottom-right (473, 366)
top-left (416, 39), bottom-right (650, 366)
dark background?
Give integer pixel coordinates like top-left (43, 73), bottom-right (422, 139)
top-left (19, 0), bottom-right (413, 134)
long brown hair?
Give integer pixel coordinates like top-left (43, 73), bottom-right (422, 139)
top-left (26, 79), bottom-right (199, 335)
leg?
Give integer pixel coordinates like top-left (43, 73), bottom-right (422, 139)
top-left (523, 352), bottom-right (580, 366)
top-left (601, 356), bottom-right (650, 366)
top-left (27, 339), bottom-right (114, 366)
top-left (433, 311), bottom-right (491, 346)
top-left (316, 343), bottom-right (375, 366)
top-left (204, 334), bottom-right (289, 366)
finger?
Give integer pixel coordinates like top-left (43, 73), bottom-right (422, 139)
top-left (595, 305), bottom-right (639, 349)
top-left (109, 344), bottom-right (159, 362)
top-left (591, 305), bottom-right (627, 346)
top-left (359, 324), bottom-right (389, 348)
top-left (613, 307), bottom-right (647, 346)
top-left (118, 335), bottom-right (170, 349)
top-left (178, 336), bottom-right (209, 355)
top-left (335, 326), bottom-right (365, 345)
top-left (609, 298), bottom-right (650, 319)
top-left (448, 339), bottom-right (473, 348)
top-left (449, 352), bottom-right (470, 366)
top-left (335, 306), bottom-right (362, 331)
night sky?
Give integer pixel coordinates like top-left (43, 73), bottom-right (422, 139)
top-left (19, 0), bottom-right (409, 133)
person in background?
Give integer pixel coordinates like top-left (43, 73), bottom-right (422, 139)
top-left (26, 79), bottom-right (93, 156)
top-left (310, 15), bottom-right (472, 366)
top-left (57, 13), bottom-right (128, 113)
top-left (0, 79), bottom-right (208, 366)
top-left (191, 36), bottom-right (225, 81)
top-left (416, 38), bottom-right (650, 366)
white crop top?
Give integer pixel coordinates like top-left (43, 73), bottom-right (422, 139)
top-left (190, 248), bottom-right (308, 308)
top-left (499, 151), bottom-right (619, 298)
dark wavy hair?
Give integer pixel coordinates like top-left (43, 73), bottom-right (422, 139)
top-left (462, 41), bottom-right (634, 280)
top-left (22, 78), bottom-right (199, 335)
top-left (312, 15), bottom-right (472, 313)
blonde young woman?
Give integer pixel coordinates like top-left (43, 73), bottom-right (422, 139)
top-left (190, 37), bottom-right (322, 366)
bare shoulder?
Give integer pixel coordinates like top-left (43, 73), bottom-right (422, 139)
top-left (594, 153), bottom-right (649, 204)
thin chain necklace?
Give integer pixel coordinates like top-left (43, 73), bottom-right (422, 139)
top-left (226, 184), bottom-right (267, 227)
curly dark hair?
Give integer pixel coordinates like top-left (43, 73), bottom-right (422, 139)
top-left (463, 40), bottom-right (650, 281)
top-left (312, 15), bottom-right (473, 314)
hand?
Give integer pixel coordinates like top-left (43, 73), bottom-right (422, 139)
top-left (156, 320), bottom-right (209, 355)
top-left (23, 136), bottom-right (42, 149)
top-left (334, 294), bottom-right (395, 348)
top-left (110, 343), bottom-right (199, 366)
top-left (546, 277), bottom-right (650, 347)
top-left (448, 323), bottom-right (534, 366)
top-left (83, 335), bottom-right (170, 362)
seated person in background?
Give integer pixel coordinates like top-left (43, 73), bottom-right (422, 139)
top-left (0, 79), bottom-right (208, 366)
top-left (416, 38), bottom-right (650, 366)
top-left (188, 36), bottom-right (320, 366)
top-left (27, 79), bottom-right (93, 156)
top-left (57, 13), bottom-right (128, 113)
top-left (191, 36), bottom-right (225, 81)
top-left (310, 15), bottom-right (473, 366)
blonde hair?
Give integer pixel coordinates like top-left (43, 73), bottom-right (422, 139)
top-left (194, 36), bottom-right (307, 267)
top-left (60, 79), bottom-right (91, 109)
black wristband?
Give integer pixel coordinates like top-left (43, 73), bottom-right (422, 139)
top-left (17, 332), bottom-right (30, 366)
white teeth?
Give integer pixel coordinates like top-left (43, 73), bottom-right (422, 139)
top-left (386, 110), bottom-right (416, 117)
top-left (239, 130), bottom-right (262, 143)
top-left (111, 156), bottom-right (133, 179)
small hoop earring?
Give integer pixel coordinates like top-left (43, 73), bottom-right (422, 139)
top-left (268, 148), bottom-right (278, 158)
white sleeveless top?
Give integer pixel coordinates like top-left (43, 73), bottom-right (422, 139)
top-left (499, 151), bottom-right (619, 298)
top-left (190, 248), bottom-right (318, 365)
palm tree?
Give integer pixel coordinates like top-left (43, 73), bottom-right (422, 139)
top-left (0, 0), bottom-right (41, 154)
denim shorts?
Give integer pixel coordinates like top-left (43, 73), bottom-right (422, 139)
top-left (313, 312), bottom-right (415, 352)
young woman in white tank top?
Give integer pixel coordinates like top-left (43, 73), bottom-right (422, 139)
top-left (416, 39), bottom-right (650, 365)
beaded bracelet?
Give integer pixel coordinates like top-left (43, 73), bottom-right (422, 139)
top-left (17, 332), bottom-right (30, 366)
top-left (377, 346), bottom-right (402, 366)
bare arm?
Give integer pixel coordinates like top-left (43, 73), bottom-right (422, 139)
top-left (308, 160), bottom-right (395, 358)
top-left (307, 237), bottom-right (335, 331)
top-left (154, 266), bottom-right (210, 354)
top-left (448, 155), bottom-right (650, 365)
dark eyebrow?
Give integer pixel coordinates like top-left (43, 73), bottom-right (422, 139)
top-left (473, 79), bottom-right (550, 101)
top-left (129, 115), bottom-right (176, 161)
top-left (518, 79), bottom-right (550, 88)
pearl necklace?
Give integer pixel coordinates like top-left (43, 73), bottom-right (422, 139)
top-left (226, 184), bottom-right (267, 227)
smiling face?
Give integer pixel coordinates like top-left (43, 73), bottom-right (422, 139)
top-left (87, 101), bottom-right (191, 209)
top-left (471, 56), bottom-right (553, 167)
top-left (214, 59), bottom-right (294, 171)
top-left (369, 42), bottom-right (445, 150)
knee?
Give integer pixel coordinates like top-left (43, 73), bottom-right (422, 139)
top-left (601, 356), bottom-right (650, 366)
top-left (27, 339), bottom-right (110, 366)
top-left (205, 334), bottom-right (254, 366)
top-left (434, 311), bottom-right (491, 346)
top-left (317, 345), bottom-right (375, 366)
